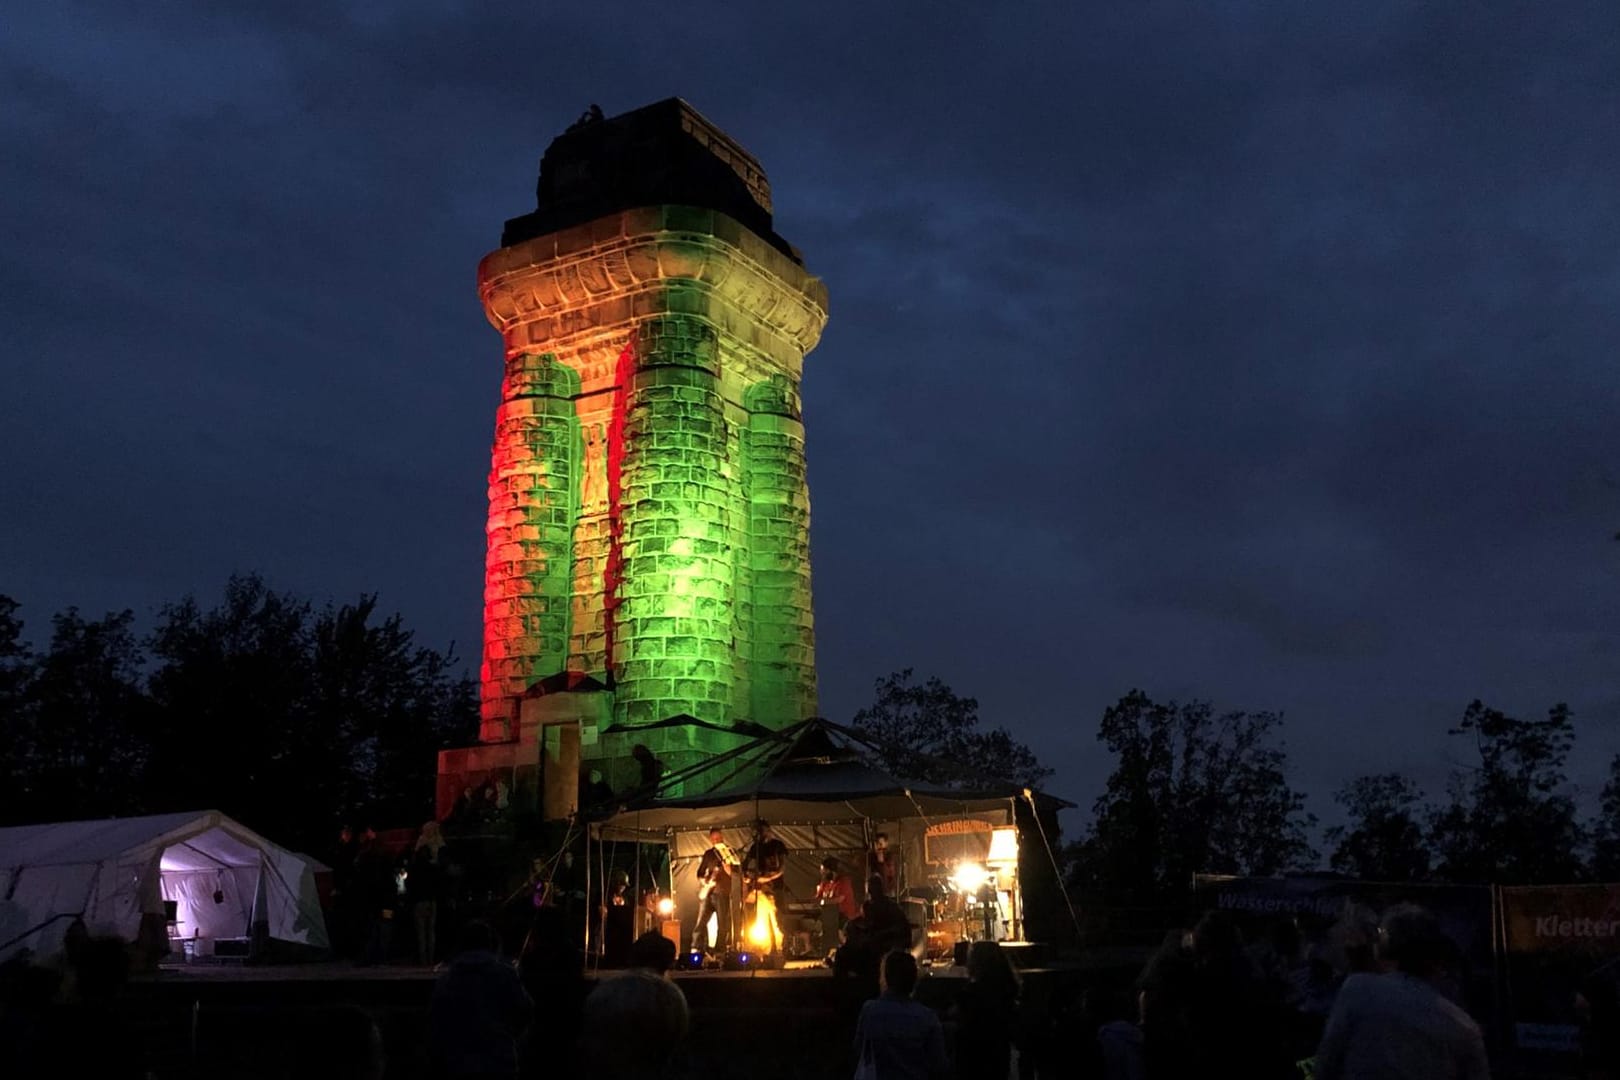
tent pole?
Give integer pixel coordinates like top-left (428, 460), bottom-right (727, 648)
top-left (583, 824), bottom-right (593, 965)
top-left (1022, 789), bottom-right (1082, 943)
top-left (637, 724), bottom-right (797, 798)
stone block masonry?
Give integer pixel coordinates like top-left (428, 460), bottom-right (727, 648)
top-left (464, 100), bottom-right (828, 776)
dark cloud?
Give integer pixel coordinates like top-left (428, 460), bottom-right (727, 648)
top-left (5, 1), bottom-right (1618, 827)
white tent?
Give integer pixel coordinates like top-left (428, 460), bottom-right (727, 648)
top-left (0, 810), bottom-right (329, 963)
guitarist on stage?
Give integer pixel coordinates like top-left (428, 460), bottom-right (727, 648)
top-left (743, 821), bottom-right (789, 962)
top-left (691, 827), bottom-right (737, 954)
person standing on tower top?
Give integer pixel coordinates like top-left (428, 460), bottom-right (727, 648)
top-left (632, 744), bottom-right (665, 793)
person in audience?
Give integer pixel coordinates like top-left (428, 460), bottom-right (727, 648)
top-left (952, 941), bottom-right (1019, 1080)
top-left (580, 969), bottom-right (690, 1079)
top-left (852, 949), bottom-right (949, 1080)
top-left (283, 1006), bottom-right (386, 1080)
top-left (518, 905), bottom-right (586, 1079)
top-left (430, 920), bottom-right (533, 1079)
top-left (1087, 987), bottom-right (1145, 1080)
top-left (407, 844), bottom-right (441, 966)
top-left (838, 874), bottom-right (915, 994)
top-left (1576, 974), bottom-right (1620, 1080)
top-left (43, 936), bottom-right (149, 1080)
top-left (629, 930), bottom-right (678, 975)
top-left (1313, 904), bottom-right (1489, 1080)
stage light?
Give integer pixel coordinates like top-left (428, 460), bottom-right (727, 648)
top-left (987, 827), bottom-right (1019, 866)
top-left (746, 893), bottom-right (777, 951)
top-left (656, 896), bottom-right (675, 918)
top-left (682, 950), bottom-right (706, 971)
top-left (952, 862), bottom-right (988, 894)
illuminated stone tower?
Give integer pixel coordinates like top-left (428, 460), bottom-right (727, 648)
top-left (442, 100), bottom-right (827, 809)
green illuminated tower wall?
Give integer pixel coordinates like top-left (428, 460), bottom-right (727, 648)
top-left (743, 376), bottom-right (815, 726)
top-left (614, 318), bottom-right (735, 728)
top-left (451, 100), bottom-right (828, 797)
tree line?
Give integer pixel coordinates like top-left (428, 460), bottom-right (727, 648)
top-left (4, 577), bottom-right (1616, 896)
top-left (845, 673), bottom-right (1620, 900)
top-left (0, 576), bottom-right (477, 854)
top-left (1068, 691), bottom-right (1620, 902)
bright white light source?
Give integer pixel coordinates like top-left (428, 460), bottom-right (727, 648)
top-left (747, 893), bottom-right (778, 952)
top-left (656, 897), bottom-right (675, 918)
top-left (952, 861), bottom-right (989, 894)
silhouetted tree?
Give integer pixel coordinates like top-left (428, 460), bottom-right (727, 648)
top-left (145, 575), bottom-right (475, 850)
top-left (145, 576), bottom-right (324, 841)
top-left (0, 576), bottom-right (476, 849)
top-left (1429, 700), bottom-right (1585, 884)
top-left (1068, 690), bottom-right (1316, 903)
top-left (851, 669), bottom-right (1051, 787)
top-left (1590, 754), bottom-right (1620, 880)
top-left (309, 594), bottom-right (477, 830)
top-left (0, 595), bottom-right (39, 821)
top-left (1325, 773), bottom-right (1431, 881)
top-left (22, 607), bottom-right (149, 819)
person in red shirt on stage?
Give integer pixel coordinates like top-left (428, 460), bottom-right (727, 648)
top-left (816, 857), bottom-right (858, 953)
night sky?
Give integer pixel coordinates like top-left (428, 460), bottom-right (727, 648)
top-left (5, 3), bottom-right (1618, 828)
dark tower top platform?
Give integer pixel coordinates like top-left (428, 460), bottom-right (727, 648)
top-left (501, 98), bottom-right (798, 262)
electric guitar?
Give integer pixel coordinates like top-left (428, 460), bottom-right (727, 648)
top-left (697, 841), bottom-right (740, 902)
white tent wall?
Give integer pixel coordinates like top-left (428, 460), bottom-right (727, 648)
top-left (161, 866), bottom-right (256, 941)
top-left (0, 864), bottom-right (97, 959)
top-left (257, 845), bottom-right (329, 950)
top-left (0, 812), bottom-right (330, 963)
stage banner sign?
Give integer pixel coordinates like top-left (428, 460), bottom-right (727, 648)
top-left (1500, 884), bottom-right (1620, 1060)
top-left (1192, 875), bottom-right (1497, 1031)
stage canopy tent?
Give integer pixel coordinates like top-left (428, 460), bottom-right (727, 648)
top-left (594, 717), bottom-right (1031, 837)
top-left (589, 718), bottom-right (1063, 943)
top-left (0, 810), bottom-right (328, 962)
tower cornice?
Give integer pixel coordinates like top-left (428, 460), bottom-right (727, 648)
top-left (478, 206), bottom-right (828, 366)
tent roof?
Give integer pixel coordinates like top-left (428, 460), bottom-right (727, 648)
top-left (601, 713), bottom-right (774, 739)
top-left (596, 718), bottom-right (1062, 835)
top-left (0, 810), bottom-right (283, 870)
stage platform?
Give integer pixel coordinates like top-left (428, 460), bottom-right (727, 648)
top-left (121, 954), bottom-right (1123, 1080)
top-left (142, 957), bottom-right (964, 982)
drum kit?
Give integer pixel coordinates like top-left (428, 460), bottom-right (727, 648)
top-left (917, 862), bottom-right (1010, 961)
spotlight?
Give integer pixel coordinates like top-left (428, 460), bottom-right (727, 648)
top-left (682, 950), bottom-right (706, 971)
top-left (951, 862), bottom-right (988, 894)
top-left (722, 950), bottom-right (759, 971)
top-left (656, 897), bottom-right (675, 918)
